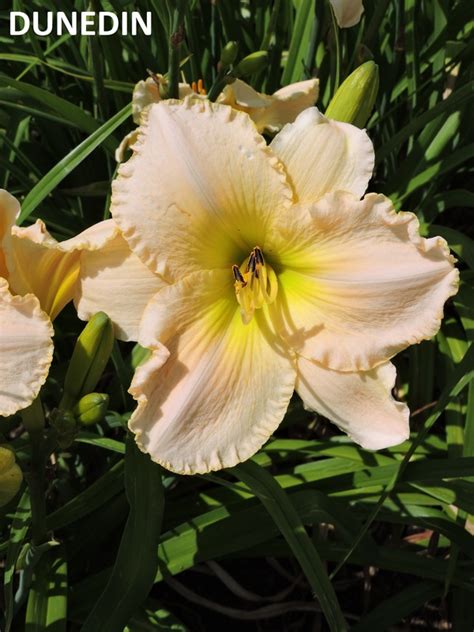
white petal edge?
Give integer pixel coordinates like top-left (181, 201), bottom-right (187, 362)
top-left (296, 356), bottom-right (409, 450)
top-left (75, 230), bottom-right (167, 342)
top-left (111, 97), bottom-right (293, 282)
top-left (270, 107), bottom-right (374, 203)
top-left (0, 279), bottom-right (54, 417)
top-left (270, 192), bottom-right (459, 372)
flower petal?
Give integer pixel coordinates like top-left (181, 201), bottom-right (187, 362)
top-left (269, 192), bottom-right (458, 371)
top-left (0, 189), bottom-right (20, 279)
top-left (0, 279), bottom-right (53, 416)
top-left (296, 357), bottom-right (409, 450)
top-left (132, 76), bottom-right (194, 124)
top-left (330, 0), bottom-right (364, 28)
top-left (111, 97), bottom-right (293, 282)
top-left (75, 229), bottom-right (166, 342)
top-left (5, 219), bottom-right (118, 320)
top-left (129, 268), bottom-right (296, 474)
top-left (219, 79), bottom-right (319, 133)
top-left (270, 107), bottom-right (374, 203)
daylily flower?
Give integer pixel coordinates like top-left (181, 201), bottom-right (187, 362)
top-left (76, 98), bottom-right (458, 475)
top-left (0, 189), bottom-right (115, 415)
top-left (330, 0), bottom-right (364, 28)
top-left (218, 78), bottom-right (320, 134)
top-left (116, 74), bottom-right (319, 161)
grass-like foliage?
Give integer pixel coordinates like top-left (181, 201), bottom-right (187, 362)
top-left (0, 0), bottom-right (473, 630)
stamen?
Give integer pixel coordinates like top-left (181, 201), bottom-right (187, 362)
top-left (232, 247), bottom-right (278, 324)
top-left (192, 79), bottom-right (207, 95)
top-left (146, 68), bottom-right (162, 88)
top-left (232, 264), bottom-right (246, 285)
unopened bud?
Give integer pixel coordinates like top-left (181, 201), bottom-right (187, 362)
top-left (234, 51), bottom-right (269, 77)
top-left (0, 446), bottom-right (22, 507)
top-left (325, 61), bottom-right (379, 128)
top-left (220, 41), bottom-right (238, 68)
top-left (61, 312), bottom-right (114, 410)
top-left (50, 410), bottom-right (77, 449)
top-left (73, 393), bottom-right (109, 426)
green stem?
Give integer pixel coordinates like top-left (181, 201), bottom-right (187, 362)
top-left (167, 2), bottom-right (186, 99)
top-left (22, 399), bottom-right (48, 546)
top-left (207, 69), bottom-right (232, 102)
top-left (330, 5), bottom-right (341, 93)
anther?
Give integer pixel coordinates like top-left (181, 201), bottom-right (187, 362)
top-left (232, 264), bottom-right (246, 285)
top-left (254, 247), bottom-right (264, 266)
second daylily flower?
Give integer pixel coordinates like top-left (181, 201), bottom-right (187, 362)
top-left (0, 190), bottom-right (115, 416)
top-left (76, 97), bottom-right (458, 474)
top-left (116, 75), bottom-right (319, 161)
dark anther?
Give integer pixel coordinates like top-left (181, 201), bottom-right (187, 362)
top-left (232, 265), bottom-right (245, 284)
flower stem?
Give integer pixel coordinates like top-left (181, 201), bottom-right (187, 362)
top-left (167, 1), bottom-right (186, 99)
top-left (22, 399), bottom-right (48, 546)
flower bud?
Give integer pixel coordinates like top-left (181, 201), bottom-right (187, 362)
top-left (73, 393), bottom-right (109, 426)
top-left (325, 61), bottom-right (379, 128)
top-left (0, 446), bottom-right (23, 506)
top-left (61, 312), bottom-right (114, 410)
top-left (50, 410), bottom-right (77, 449)
top-left (234, 51), bottom-right (269, 77)
top-left (220, 41), bottom-right (238, 68)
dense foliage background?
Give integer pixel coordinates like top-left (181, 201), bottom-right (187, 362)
top-left (0, 0), bottom-right (473, 630)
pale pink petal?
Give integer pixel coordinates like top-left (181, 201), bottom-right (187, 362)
top-left (111, 97), bottom-right (292, 282)
top-left (75, 230), bottom-right (166, 342)
top-left (270, 107), bottom-right (374, 203)
top-left (297, 357), bottom-right (409, 449)
top-left (129, 269), bottom-right (296, 474)
top-left (0, 279), bottom-right (53, 416)
top-left (269, 192), bottom-right (458, 371)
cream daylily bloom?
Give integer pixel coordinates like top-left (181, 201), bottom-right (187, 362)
top-left (330, 0), bottom-right (364, 28)
top-left (78, 98), bottom-right (457, 474)
top-left (0, 189), bottom-right (118, 415)
top-left (116, 75), bottom-right (319, 160)
top-left (0, 191), bottom-right (53, 416)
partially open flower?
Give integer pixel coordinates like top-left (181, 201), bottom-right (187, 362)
top-left (77, 99), bottom-right (458, 474)
top-left (330, 0), bottom-right (364, 28)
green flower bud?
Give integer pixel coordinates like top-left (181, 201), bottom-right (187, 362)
top-left (0, 446), bottom-right (23, 506)
top-left (325, 61), bottom-right (379, 128)
top-left (234, 51), bottom-right (269, 77)
top-left (61, 312), bottom-right (114, 410)
top-left (73, 393), bottom-right (109, 426)
top-left (50, 410), bottom-right (77, 449)
top-left (220, 41), bottom-right (238, 68)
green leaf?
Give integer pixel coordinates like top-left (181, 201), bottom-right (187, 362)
top-left (18, 103), bottom-right (131, 224)
top-left (3, 491), bottom-right (31, 632)
top-left (352, 581), bottom-right (442, 631)
top-left (231, 461), bottom-right (348, 632)
top-left (81, 436), bottom-right (164, 632)
top-left (25, 547), bottom-right (68, 632)
top-left (281, 0), bottom-right (313, 85)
